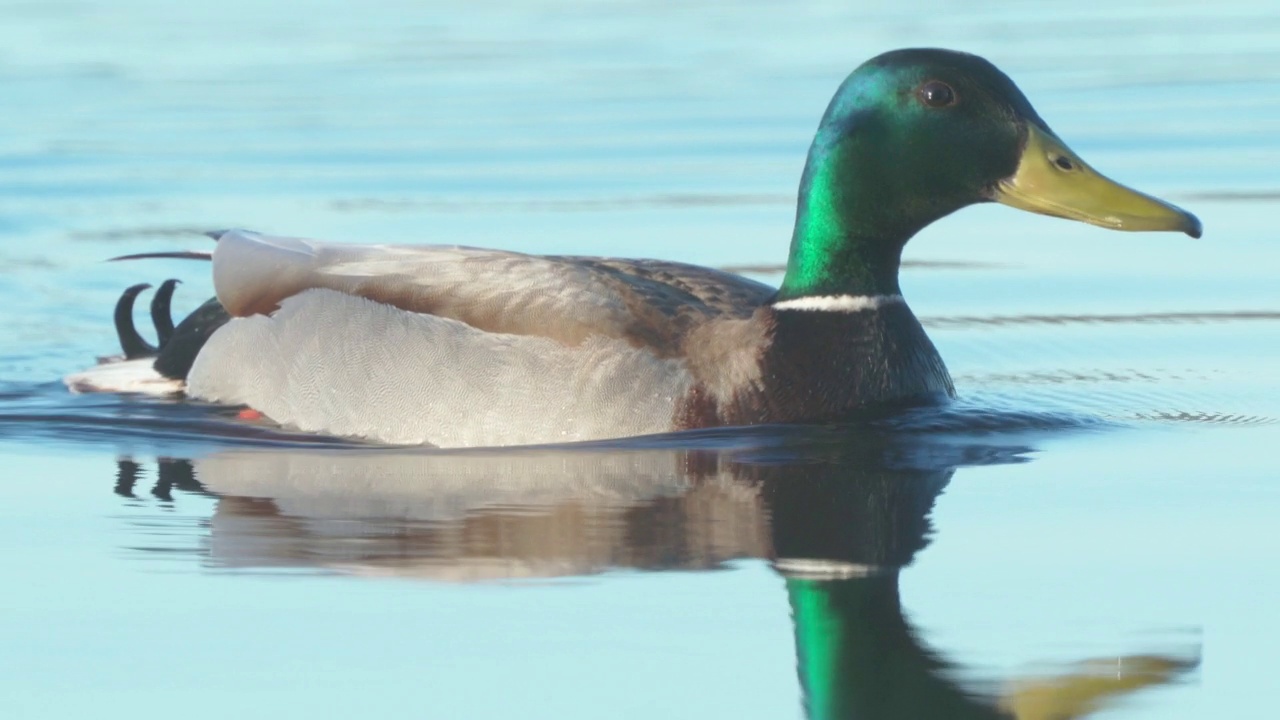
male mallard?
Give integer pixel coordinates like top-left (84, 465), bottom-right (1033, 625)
top-left (66, 48), bottom-right (1201, 447)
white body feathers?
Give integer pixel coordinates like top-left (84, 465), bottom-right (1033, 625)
top-left (188, 288), bottom-right (693, 446)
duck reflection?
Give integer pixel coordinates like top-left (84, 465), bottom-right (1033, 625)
top-left (121, 432), bottom-right (1194, 719)
top-left (788, 576), bottom-right (1193, 720)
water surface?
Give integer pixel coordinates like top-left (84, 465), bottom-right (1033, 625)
top-left (2, 1), bottom-right (1279, 718)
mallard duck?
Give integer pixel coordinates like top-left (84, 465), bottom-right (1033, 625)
top-left (65, 48), bottom-right (1201, 447)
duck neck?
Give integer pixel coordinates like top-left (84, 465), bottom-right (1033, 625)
top-left (777, 133), bottom-right (922, 301)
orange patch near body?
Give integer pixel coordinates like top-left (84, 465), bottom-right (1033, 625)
top-left (236, 408), bottom-right (264, 421)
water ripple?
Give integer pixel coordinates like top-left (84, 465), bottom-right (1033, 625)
top-left (925, 310), bottom-right (1280, 328)
top-left (1131, 410), bottom-right (1276, 426)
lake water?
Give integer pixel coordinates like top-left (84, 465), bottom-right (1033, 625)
top-left (2, 1), bottom-right (1278, 718)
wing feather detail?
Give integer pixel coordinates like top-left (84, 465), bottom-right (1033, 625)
top-left (211, 230), bottom-right (775, 354)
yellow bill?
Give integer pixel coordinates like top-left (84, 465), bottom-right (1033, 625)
top-left (993, 124), bottom-right (1202, 238)
top-left (1000, 653), bottom-right (1198, 720)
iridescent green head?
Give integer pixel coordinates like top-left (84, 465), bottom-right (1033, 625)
top-left (777, 48), bottom-right (1201, 300)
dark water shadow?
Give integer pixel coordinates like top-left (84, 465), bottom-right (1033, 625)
top-left (0, 378), bottom-right (1104, 455)
top-left (0, 381), bottom-right (362, 451)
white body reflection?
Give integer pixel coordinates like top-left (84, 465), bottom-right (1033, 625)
top-left (196, 449), bottom-right (764, 580)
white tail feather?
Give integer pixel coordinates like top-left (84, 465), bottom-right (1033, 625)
top-left (63, 359), bottom-right (184, 396)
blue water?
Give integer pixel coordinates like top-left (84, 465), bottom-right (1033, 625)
top-left (2, 1), bottom-right (1279, 718)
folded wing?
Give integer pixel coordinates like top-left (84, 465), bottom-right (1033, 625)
top-left (211, 230), bottom-right (775, 354)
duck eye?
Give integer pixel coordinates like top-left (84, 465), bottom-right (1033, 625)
top-left (918, 80), bottom-right (957, 109)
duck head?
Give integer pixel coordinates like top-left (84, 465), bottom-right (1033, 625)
top-left (778, 48), bottom-right (1201, 300)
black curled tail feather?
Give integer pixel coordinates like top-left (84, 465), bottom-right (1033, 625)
top-left (109, 280), bottom-right (232, 381)
top-left (114, 283), bottom-right (158, 359)
top-left (106, 244), bottom-right (231, 382)
top-left (150, 279), bottom-right (180, 347)
top-left (153, 296), bottom-right (232, 381)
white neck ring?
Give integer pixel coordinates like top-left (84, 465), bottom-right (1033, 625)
top-left (771, 294), bottom-right (904, 312)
